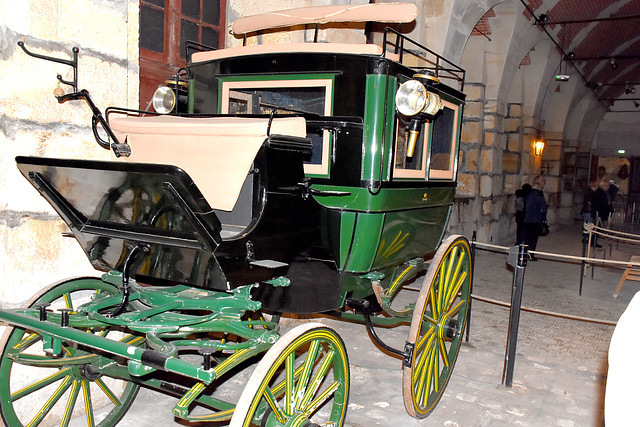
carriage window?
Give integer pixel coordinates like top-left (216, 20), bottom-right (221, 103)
top-left (393, 121), bottom-right (427, 179)
top-left (393, 99), bottom-right (460, 180)
top-left (220, 78), bottom-right (334, 177)
top-left (428, 100), bottom-right (460, 180)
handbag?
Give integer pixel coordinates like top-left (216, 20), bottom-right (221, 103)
top-left (540, 220), bottom-right (550, 236)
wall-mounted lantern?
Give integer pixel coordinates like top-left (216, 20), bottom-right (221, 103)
top-left (533, 139), bottom-right (545, 156)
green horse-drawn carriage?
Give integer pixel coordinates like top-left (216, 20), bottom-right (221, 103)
top-left (0, 3), bottom-right (470, 426)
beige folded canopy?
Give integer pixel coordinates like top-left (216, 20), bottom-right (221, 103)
top-left (110, 115), bottom-right (306, 211)
top-left (232, 3), bottom-right (418, 35)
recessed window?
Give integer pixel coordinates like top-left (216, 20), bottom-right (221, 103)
top-left (393, 98), bottom-right (461, 180)
top-left (220, 78), bottom-right (334, 177)
top-left (139, 0), bottom-right (225, 109)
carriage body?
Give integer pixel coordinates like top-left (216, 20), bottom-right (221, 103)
top-left (21, 32), bottom-right (465, 314)
top-left (1, 5), bottom-right (471, 426)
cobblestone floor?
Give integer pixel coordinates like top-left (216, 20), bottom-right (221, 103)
top-left (75, 222), bottom-right (638, 426)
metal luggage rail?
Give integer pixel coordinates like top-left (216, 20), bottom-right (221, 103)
top-left (382, 27), bottom-right (466, 91)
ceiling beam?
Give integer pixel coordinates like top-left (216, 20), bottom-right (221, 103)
top-left (537, 14), bottom-right (640, 26)
top-left (567, 55), bottom-right (640, 61)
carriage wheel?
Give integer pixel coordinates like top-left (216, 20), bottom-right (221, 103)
top-left (230, 323), bottom-right (349, 427)
top-left (402, 235), bottom-right (471, 418)
top-left (0, 277), bottom-right (140, 426)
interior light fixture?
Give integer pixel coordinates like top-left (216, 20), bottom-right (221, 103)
top-left (618, 149), bottom-right (626, 154)
top-left (610, 58), bottom-right (618, 70)
top-left (555, 55), bottom-right (570, 81)
top-left (533, 139), bottom-right (545, 156)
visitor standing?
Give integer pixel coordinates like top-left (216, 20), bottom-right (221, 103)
top-left (582, 181), bottom-right (598, 223)
top-left (591, 179), bottom-right (612, 225)
top-left (515, 183), bottom-right (532, 245)
top-left (522, 175), bottom-right (547, 259)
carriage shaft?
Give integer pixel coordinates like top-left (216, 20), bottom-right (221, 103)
top-left (0, 309), bottom-right (216, 384)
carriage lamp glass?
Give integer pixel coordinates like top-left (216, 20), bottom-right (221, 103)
top-left (396, 80), bottom-right (427, 116)
top-left (533, 140), bottom-right (545, 156)
top-left (152, 86), bottom-right (176, 114)
top-left (423, 91), bottom-right (443, 116)
top-left (396, 80), bottom-right (444, 118)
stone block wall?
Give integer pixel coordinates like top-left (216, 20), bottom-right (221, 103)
top-left (448, 88), bottom-right (565, 245)
top-left (0, 0), bottom-right (139, 312)
top-left (449, 84), bottom-right (526, 244)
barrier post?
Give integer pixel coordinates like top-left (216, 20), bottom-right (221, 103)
top-left (466, 231), bottom-right (477, 343)
top-left (580, 227), bottom-right (588, 295)
top-left (502, 244), bottom-right (528, 387)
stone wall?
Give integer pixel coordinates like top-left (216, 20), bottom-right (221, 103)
top-left (449, 83), bottom-right (529, 245)
top-left (0, 0), bottom-right (139, 312)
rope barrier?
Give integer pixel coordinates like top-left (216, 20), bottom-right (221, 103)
top-left (470, 293), bottom-right (617, 326)
top-left (585, 223), bottom-right (640, 245)
top-left (472, 240), bottom-right (640, 268)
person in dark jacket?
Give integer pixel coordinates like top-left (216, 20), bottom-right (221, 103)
top-left (591, 179), bottom-right (612, 225)
top-left (522, 175), bottom-right (547, 258)
top-left (582, 181), bottom-right (598, 223)
top-left (515, 183), bottom-right (532, 245)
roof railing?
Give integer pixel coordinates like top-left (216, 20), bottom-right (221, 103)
top-left (382, 28), bottom-right (466, 91)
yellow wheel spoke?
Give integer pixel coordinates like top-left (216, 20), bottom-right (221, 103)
top-left (417, 342), bottom-right (436, 405)
top-left (26, 376), bottom-right (73, 427)
top-left (61, 380), bottom-right (82, 426)
top-left (96, 377), bottom-right (122, 406)
top-left (63, 292), bottom-right (73, 309)
top-left (263, 386), bottom-right (286, 423)
top-left (82, 379), bottom-right (95, 427)
top-left (271, 360), bottom-right (305, 398)
top-left (441, 248), bottom-right (458, 306)
top-left (294, 340), bottom-right (320, 409)
top-left (299, 349), bottom-right (335, 411)
top-left (444, 300), bottom-right (464, 323)
top-left (424, 344), bottom-right (440, 407)
top-left (11, 367), bottom-right (72, 401)
top-left (413, 332), bottom-right (436, 384)
top-left (438, 334), bottom-right (450, 368)
top-left (444, 271), bottom-right (467, 310)
top-left (429, 283), bottom-right (439, 318)
top-left (304, 381), bottom-right (341, 417)
top-left (414, 326), bottom-right (435, 358)
top-left (285, 352), bottom-right (295, 414)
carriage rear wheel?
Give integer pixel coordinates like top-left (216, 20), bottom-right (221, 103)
top-left (0, 277), bottom-right (140, 426)
top-left (230, 323), bottom-right (349, 427)
top-left (402, 235), bottom-right (471, 418)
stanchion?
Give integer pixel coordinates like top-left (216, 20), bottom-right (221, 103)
top-left (580, 227), bottom-right (588, 295)
top-left (466, 231), bottom-right (477, 343)
top-left (502, 244), bottom-right (528, 388)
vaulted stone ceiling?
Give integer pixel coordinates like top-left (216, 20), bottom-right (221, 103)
top-left (528, 0), bottom-right (640, 111)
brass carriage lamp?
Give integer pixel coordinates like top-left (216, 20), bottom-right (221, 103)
top-left (533, 139), bottom-right (545, 156)
top-left (395, 74), bottom-right (443, 158)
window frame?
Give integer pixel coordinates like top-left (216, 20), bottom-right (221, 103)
top-left (392, 97), bottom-right (462, 181)
top-left (139, 0), bottom-right (225, 109)
top-left (218, 75), bottom-right (336, 178)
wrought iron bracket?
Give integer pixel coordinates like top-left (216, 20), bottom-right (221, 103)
top-left (18, 41), bottom-right (79, 92)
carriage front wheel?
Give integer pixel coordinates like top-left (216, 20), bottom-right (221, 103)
top-left (0, 277), bottom-right (141, 427)
top-left (402, 235), bottom-right (472, 418)
top-left (230, 323), bottom-right (350, 427)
